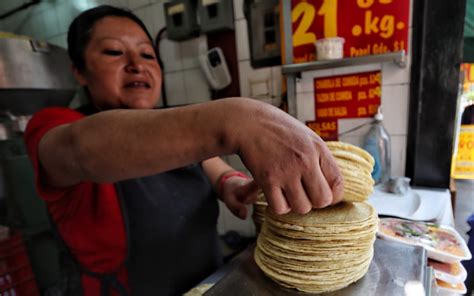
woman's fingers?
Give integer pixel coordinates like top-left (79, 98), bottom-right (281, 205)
top-left (234, 99), bottom-right (346, 213)
top-left (259, 147), bottom-right (344, 212)
top-left (283, 181), bottom-right (312, 214)
top-left (302, 163), bottom-right (334, 209)
top-left (319, 147), bottom-right (345, 204)
top-left (232, 203), bottom-right (248, 220)
top-left (237, 179), bottom-right (260, 204)
top-left (263, 185), bottom-right (291, 215)
top-left (223, 192), bottom-right (248, 219)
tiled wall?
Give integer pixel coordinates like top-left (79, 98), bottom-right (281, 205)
top-left (0, 0), bottom-right (265, 237)
top-left (294, 1), bottom-right (414, 181)
top-left (0, 0), bottom-right (413, 238)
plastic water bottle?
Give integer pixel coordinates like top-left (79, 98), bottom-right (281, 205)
top-left (363, 107), bottom-right (391, 184)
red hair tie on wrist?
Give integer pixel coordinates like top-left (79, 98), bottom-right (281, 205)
top-left (219, 171), bottom-right (250, 194)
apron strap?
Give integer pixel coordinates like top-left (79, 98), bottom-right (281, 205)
top-left (82, 271), bottom-right (129, 296)
top-left (48, 213), bottom-right (129, 296)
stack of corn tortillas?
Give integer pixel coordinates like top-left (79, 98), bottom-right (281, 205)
top-left (252, 192), bottom-right (267, 234)
top-left (326, 141), bottom-right (375, 202)
top-left (255, 202), bottom-right (378, 293)
top-left (254, 141), bottom-right (378, 293)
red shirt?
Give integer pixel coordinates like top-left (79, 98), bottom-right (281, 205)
top-left (24, 107), bottom-right (129, 295)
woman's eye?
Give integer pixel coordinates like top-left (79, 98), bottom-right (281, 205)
top-left (103, 50), bottom-right (122, 56)
top-left (141, 53), bottom-right (155, 60)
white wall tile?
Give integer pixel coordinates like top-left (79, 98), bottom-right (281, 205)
top-left (271, 66), bottom-right (283, 98)
top-left (217, 200), bottom-right (228, 235)
top-left (233, 0), bottom-right (245, 20)
top-left (163, 71), bottom-right (186, 106)
top-left (181, 35), bottom-right (207, 70)
top-left (183, 68), bottom-right (211, 104)
top-left (4, 9), bottom-right (29, 33)
top-left (0, 0), bottom-right (26, 14)
top-left (56, 1), bottom-right (82, 34)
top-left (30, 11), bottom-right (47, 40)
top-left (407, 21), bottom-right (413, 54)
top-left (32, 0), bottom-right (57, 14)
top-left (238, 60), bottom-right (271, 98)
top-left (90, 0), bottom-right (128, 8)
top-left (225, 154), bottom-right (249, 175)
top-left (382, 28), bottom-right (412, 86)
top-left (297, 69), bottom-right (334, 93)
top-left (339, 125), bottom-right (408, 179)
top-left (219, 205), bottom-right (255, 237)
top-left (0, 20), bottom-right (9, 32)
top-left (71, 0), bottom-right (92, 11)
top-left (127, 0), bottom-right (150, 10)
top-left (0, 17), bottom-right (10, 33)
top-left (149, 2), bottom-right (166, 36)
top-left (409, 0), bottom-right (414, 28)
top-left (133, 5), bottom-right (154, 35)
top-left (337, 135), bottom-right (364, 149)
top-left (87, 0), bottom-right (99, 8)
top-left (41, 8), bottom-right (61, 40)
top-left (391, 135), bottom-right (407, 177)
top-left (296, 92), bottom-right (315, 123)
top-left (381, 84), bottom-right (409, 135)
top-left (17, 15), bottom-right (34, 37)
top-left (159, 38), bottom-right (183, 73)
top-left (382, 53), bottom-right (411, 85)
top-left (338, 118), bottom-right (373, 137)
top-left (235, 19), bottom-right (249, 61)
top-left (332, 63), bottom-right (382, 76)
top-left (48, 33), bottom-right (68, 49)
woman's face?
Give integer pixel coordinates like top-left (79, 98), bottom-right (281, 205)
top-left (74, 16), bottom-right (162, 110)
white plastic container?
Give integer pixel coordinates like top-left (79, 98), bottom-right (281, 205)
top-left (428, 259), bottom-right (467, 284)
top-left (315, 37), bottom-right (345, 60)
top-left (435, 279), bottom-right (467, 295)
top-left (377, 218), bottom-right (472, 263)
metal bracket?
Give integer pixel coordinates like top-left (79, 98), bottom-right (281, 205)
top-left (282, 51), bottom-right (407, 75)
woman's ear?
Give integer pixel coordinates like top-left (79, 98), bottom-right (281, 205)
top-left (71, 64), bottom-right (88, 86)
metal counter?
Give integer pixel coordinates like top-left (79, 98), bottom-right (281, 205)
top-left (203, 239), bottom-right (429, 296)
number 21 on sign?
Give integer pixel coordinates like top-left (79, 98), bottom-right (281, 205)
top-left (292, 0), bottom-right (337, 48)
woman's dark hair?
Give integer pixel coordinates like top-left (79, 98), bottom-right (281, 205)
top-left (67, 5), bottom-right (155, 72)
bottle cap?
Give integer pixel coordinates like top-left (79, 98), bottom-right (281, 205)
top-left (375, 106), bottom-right (383, 121)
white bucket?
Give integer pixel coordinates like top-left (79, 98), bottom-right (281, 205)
top-left (315, 37), bottom-right (345, 60)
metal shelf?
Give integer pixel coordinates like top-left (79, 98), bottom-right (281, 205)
top-left (281, 51), bottom-right (406, 75)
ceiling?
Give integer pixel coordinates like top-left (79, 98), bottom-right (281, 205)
top-left (0, 0), bottom-right (28, 16)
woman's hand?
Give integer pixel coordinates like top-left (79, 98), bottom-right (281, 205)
top-left (220, 176), bottom-right (259, 220)
top-left (230, 99), bottom-right (344, 216)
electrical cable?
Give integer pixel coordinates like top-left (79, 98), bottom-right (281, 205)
top-left (338, 119), bottom-right (375, 137)
top-left (0, 0), bottom-right (41, 20)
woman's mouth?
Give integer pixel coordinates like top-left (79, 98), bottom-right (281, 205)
top-left (125, 81), bottom-right (151, 88)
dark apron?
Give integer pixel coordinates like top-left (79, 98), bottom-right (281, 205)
top-left (116, 164), bottom-right (222, 295)
top-left (65, 104), bottom-right (222, 295)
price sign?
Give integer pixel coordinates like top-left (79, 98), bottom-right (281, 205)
top-left (306, 71), bottom-right (381, 140)
top-left (291, 0), bottom-right (410, 63)
top-left (461, 64), bottom-right (474, 93)
top-left (451, 125), bottom-right (474, 179)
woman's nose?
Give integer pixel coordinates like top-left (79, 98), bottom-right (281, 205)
top-left (125, 53), bottom-right (144, 73)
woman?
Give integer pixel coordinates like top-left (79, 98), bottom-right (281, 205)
top-left (24, 5), bottom-right (343, 296)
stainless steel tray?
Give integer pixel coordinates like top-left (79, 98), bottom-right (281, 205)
top-left (204, 239), bottom-right (427, 296)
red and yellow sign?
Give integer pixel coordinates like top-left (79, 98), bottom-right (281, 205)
top-left (461, 64), bottom-right (474, 93)
top-left (451, 125), bottom-right (474, 179)
top-left (291, 0), bottom-right (410, 63)
top-left (307, 71), bottom-right (381, 140)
